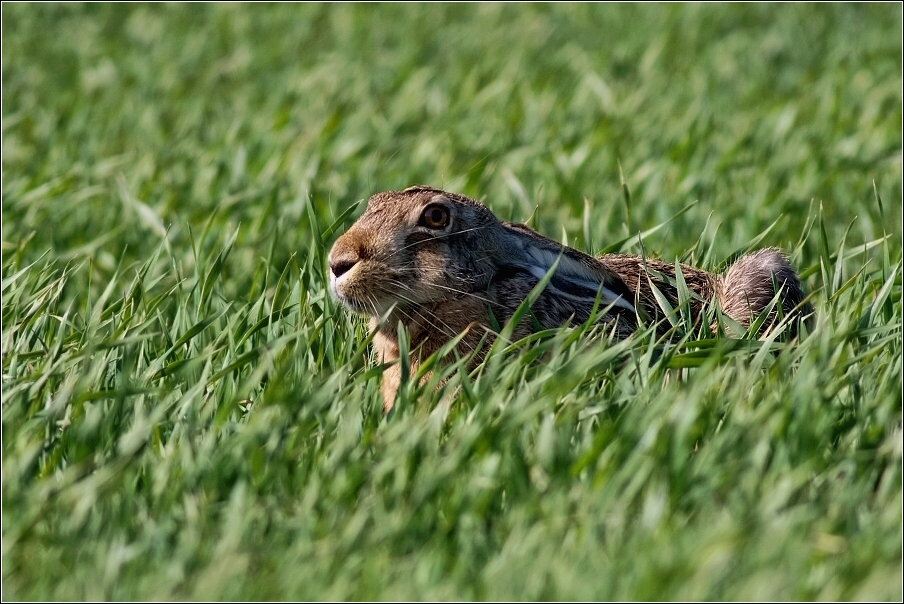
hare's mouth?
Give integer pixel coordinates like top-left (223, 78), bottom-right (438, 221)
top-left (332, 291), bottom-right (405, 320)
top-left (334, 294), bottom-right (380, 316)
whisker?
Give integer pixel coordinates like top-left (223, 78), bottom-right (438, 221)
top-left (391, 277), bottom-right (501, 309)
top-left (387, 287), bottom-right (462, 339)
top-left (386, 225), bottom-right (495, 259)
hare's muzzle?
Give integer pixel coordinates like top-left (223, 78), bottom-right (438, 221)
top-left (327, 232), bottom-right (362, 282)
top-left (327, 246), bottom-right (360, 295)
top-left (327, 236), bottom-right (371, 313)
top-left (329, 257), bottom-right (356, 279)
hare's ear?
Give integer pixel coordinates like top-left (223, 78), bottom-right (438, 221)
top-left (403, 184), bottom-right (441, 194)
top-left (502, 220), bottom-right (638, 313)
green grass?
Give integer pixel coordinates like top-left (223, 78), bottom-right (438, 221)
top-left (2, 4), bottom-right (901, 600)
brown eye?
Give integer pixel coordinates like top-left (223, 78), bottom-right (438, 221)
top-left (421, 204), bottom-right (450, 229)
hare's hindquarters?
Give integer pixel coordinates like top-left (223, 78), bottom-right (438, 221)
top-left (718, 248), bottom-right (812, 337)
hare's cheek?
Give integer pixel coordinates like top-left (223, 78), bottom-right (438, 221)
top-left (414, 247), bottom-right (448, 276)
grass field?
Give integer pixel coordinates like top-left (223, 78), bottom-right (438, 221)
top-left (2, 4), bottom-right (902, 600)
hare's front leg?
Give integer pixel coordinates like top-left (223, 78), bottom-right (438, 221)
top-left (380, 363), bottom-right (402, 413)
top-left (373, 330), bottom-right (403, 413)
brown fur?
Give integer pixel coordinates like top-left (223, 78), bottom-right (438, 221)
top-left (328, 186), bottom-right (813, 412)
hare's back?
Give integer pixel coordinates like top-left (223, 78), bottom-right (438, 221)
top-left (598, 254), bottom-right (718, 320)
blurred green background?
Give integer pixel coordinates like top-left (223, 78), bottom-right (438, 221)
top-left (2, 4), bottom-right (901, 600)
top-left (4, 4), bottom-right (900, 274)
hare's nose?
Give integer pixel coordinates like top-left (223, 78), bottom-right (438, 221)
top-left (329, 256), bottom-right (357, 278)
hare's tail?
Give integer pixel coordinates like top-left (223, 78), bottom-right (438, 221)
top-left (717, 248), bottom-right (813, 338)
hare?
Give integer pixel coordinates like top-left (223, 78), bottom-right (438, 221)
top-left (328, 186), bottom-right (813, 412)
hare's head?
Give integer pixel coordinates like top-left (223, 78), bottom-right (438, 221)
top-left (328, 186), bottom-right (516, 318)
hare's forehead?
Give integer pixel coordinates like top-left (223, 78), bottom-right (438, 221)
top-left (363, 193), bottom-right (474, 220)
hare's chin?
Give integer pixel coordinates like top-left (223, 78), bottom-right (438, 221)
top-left (335, 296), bottom-right (374, 316)
top-left (331, 287), bottom-right (396, 318)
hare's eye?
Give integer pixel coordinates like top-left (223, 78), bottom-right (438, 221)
top-left (421, 205), bottom-right (450, 229)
